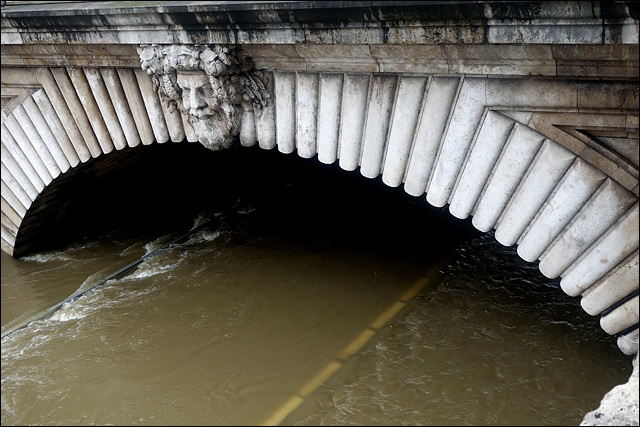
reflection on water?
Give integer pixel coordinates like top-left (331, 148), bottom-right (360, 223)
top-left (1, 144), bottom-right (632, 426)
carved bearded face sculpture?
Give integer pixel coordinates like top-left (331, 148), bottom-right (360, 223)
top-left (176, 71), bottom-right (240, 151)
top-left (139, 44), bottom-right (268, 151)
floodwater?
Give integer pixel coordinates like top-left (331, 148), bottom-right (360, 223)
top-left (1, 144), bottom-right (633, 426)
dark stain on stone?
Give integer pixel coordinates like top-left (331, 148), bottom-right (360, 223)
top-left (485, 1), bottom-right (543, 20)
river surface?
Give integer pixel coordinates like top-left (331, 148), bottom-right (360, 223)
top-left (1, 144), bottom-right (633, 426)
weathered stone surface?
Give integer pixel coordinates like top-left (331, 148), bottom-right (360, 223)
top-left (138, 44), bottom-right (269, 151)
top-left (2, 2), bottom-right (638, 77)
top-left (1, 2), bottom-right (638, 424)
top-left (581, 251), bottom-right (639, 316)
top-left (581, 352), bottom-right (639, 426)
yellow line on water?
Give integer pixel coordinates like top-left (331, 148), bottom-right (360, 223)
top-left (337, 328), bottom-right (377, 360)
top-left (299, 361), bottom-right (343, 397)
top-left (261, 396), bottom-right (305, 426)
top-left (260, 259), bottom-right (450, 426)
top-left (369, 300), bottom-right (406, 330)
top-left (399, 276), bottom-right (429, 302)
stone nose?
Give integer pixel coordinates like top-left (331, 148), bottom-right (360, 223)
top-left (187, 88), bottom-right (207, 111)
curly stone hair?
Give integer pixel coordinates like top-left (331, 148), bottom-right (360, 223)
top-left (139, 44), bottom-right (269, 114)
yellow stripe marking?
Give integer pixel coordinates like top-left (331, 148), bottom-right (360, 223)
top-left (337, 328), bottom-right (377, 360)
top-left (299, 361), bottom-right (343, 397)
top-left (261, 260), bottom-right (449, 426)
top-left (261, 396), bottom-right (305, 426)
top-left (369, 300), bottom-right (406, 330)
top-left (399, 276), bottom-right (429, 301)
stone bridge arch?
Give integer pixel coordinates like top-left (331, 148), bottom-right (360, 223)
top-left (1, 0), bottom-right (639, 372)
top-left (2, 1), bottom-right (639, 422)
top-left (2, 61), bottom-right (638, 355)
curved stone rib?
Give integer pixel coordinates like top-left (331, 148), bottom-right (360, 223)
top-left (338, 74), bottom-right (370, 172)
top-left (295, 72), bottom-right (319, 159)
top-left (316, 73), bottom-right (343, 164)
top-left (449, 110), bottom-right (515, 219)
top-left (404, 76), bottom-right (460, 197)
top-left (12, 104), bottom-right (61, 179)
top-left (495, 140), bottom-right (575, 247)
top-left (360, 74), bottom-right (397, 178)
top-left (31, 89), bottom-right (81, 168)
top-left (158, 88), bottom-right (186, 143)
top-left (539, 179), bottom-right (637, 279)
top-left (133, 69), bottom-right (170, 144)
top-left (560, 201), bottom-right (639, 297)
top-left (1, 195), bottom-right (21, 228)
top-left (118, 69), bottom-right (155, 146)
top-left (600, 296), bottom-right (639, 336)
top-left (1, 163), bottom-right (31, 214)
top-left (66, 68), bottom-right (114, 154)
top-left (240, 110), bottom-right (258, 148)
top-left (1, 153), bottom-right (37, 204)
top-left (50, 68), bottom-right (102, 158)
top-left (471, 124), bottom-right (546, 232)
top-left (1, 129), bottom-right (45, 193)
top-left (22, 96), bottom-right (71, 174)
top-left (381, 75), bottom-right (428, 188)
top-left (1, 198), bottom-right (20, 248)
top-left (274, 71), bottom-right (296, 154)
top-left (100, 68), bottom-right (141, 148)
top-left (581, 250), bottom-right (639, 316)
top-left (517, 158), bottom-right (607, 263)
top-left (617, 329), bottom-right (639, 356)
top-left (35, 68), bottom-right (92, 162)
top-left (1, 181), bottom-right (26, 219)
top-left (256, 71), bottom-right (277, 151)
top-left (427, 77), bottom-right (486, 207)
top-left (3, 114), bottom-right (53, 185)
top-left (82, 68), bottom-right (123, 151)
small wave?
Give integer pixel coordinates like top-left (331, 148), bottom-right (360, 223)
top-left (120, 241), bottom-right (144, 257)
top-left (191, 213), bottom-right (212, 230)
top-left (237, 207), bottom-right (257, 215)
top-left (185, 229), bottom-right (222, 245)
top-left (142, 235), bottom-right (176, 255)
top-left (20, 251), bottom-right (72, 263)
top-left (117, 256), bottom-right (183, 281)
top-left (49, 303), bottom-right (88, 322)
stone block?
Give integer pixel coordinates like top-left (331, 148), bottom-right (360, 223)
top-left (404, 76), bottom-right (459, 197)
top-left (487, 21), bottom-right (603, 44)
top-left (578, 81), bottom-right (640, 111)
top-left (539, 179), bottom-right (636, 279)
top-left (560, 202), bottom-right (639, 297)
top-left (274, 71), bottom-right (295, 154)
top-left (581, 251), bottom-right (639, 316)
top-left (427, 77), bottom-right (486, 208)
top-left (382, 75), bottom-right (427, 187)
top-left (316, 73), bottom-right (342, 164)
top-left (600, 296), bottom-right (639, 335)
top-left (486, 78), bottom-right (577, 108)
top-left (449, 111), bottom-right (515, 219)
top-left (495, 140), bottom-right (575, 246)
top-left (295, 72), bottom-right (319, 159)
top-left (338, 74), bottom-right (369, 171)
top-left (471, 125), bottom-right (545, 232)
top-left (360, 74), bottom-right (397, 179)
top-left (518, 159), bottom-right (606, 262)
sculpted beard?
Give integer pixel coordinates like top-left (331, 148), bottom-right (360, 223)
top-left (188, 105), bottom-right (241, 151)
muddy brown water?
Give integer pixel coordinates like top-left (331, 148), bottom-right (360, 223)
top-left (1, 144), bottom-right (632, 425)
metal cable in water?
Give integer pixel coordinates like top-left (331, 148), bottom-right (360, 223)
top-left (1, 219), bottom-right (212, 340)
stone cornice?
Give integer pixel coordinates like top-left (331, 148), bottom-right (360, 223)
top-left (2, 43), bottom-right (638, 80)
top-left (1, 1), bottom-right (638, 45)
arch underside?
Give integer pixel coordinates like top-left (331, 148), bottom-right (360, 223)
top-left (1, 66), bottom-right (638, 354)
